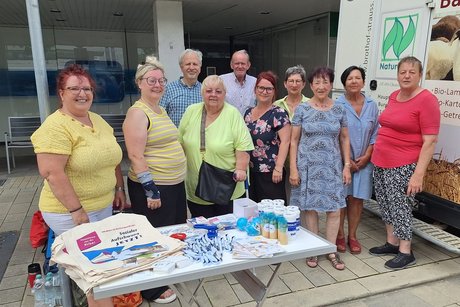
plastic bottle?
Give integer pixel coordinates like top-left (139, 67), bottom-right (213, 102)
top-left (44, 273), bottom-right (55, 307)
top-left (33, 274), bottom-right (45, 307)
top-left (52, 271), bottom-right (62, 306)
top-left (277, 216), bottom-right (288, 245)
top-left (269, 213), bottom-right (278, 239)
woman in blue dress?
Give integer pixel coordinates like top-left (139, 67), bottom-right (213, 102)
top-left (335, 66), bottom-right (379, 254)
top-left (289, 67), bottom-right (351, 270)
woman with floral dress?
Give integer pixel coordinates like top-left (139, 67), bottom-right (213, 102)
top-left (244, 71), bottom-right (291, 202)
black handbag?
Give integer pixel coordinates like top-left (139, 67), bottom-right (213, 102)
top-left (195, 107), bottom-right (236, 205)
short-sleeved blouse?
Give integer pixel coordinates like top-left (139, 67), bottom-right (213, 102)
top-left (244, 105), bottom-right (290, 173)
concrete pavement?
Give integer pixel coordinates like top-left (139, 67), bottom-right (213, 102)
top-left (1, 155), bottom-right (460, 306)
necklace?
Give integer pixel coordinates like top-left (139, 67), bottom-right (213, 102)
top-left (311, 100), bottom-right (331, 110)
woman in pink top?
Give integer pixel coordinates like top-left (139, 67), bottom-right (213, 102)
top-left (369, 56), bottom-right (440, 270)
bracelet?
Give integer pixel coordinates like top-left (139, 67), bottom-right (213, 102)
top-left (274, 168), bottom-right (282, 173)
top-left (69, 205), bottom-right (83, 213)
top-left (344, 162), bottom-right (351, 168)
top-left (115, 186), bottom-right (125, 192)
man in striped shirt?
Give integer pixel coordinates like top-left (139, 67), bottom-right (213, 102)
top-left (160, 49), bottom-right (203, 126)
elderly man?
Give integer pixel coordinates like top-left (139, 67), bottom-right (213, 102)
top-left (160, 49), bottom-right (203, 126)
top-left (220, 50), bottom-right (257, 115)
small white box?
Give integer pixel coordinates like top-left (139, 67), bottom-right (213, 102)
top-left (233, 198), bottom-right (258, 219)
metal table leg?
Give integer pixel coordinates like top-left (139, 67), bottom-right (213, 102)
top-left (169, 278), bottom-right (204, 307)
top-left (231, 263), bottom-right (281, 307)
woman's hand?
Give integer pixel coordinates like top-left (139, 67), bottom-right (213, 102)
top-left (407, 173), bottom-right (424, 196)
top-left (113, 190), bottom-right (126, 211)
top-left (147, 197), bottom-right (161, 210)
top-left (343, 167), bottom-right (352, 185)
top-left (233, 169), bottom-right (247, 182)
top-left (289, 168), bottom-right (301, 186)
top-left (354, 154), bottom-right (370, 170)
top-left (350, 160), bottom-right (359, 173)
top-left (71, 208), bottom-right (89, 226)
top-left (272, 168), bottom-right (283, 184)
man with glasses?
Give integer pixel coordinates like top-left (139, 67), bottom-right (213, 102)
top-left (160, 49), bottom-right (203, 126)
top-left (220, 50), bottom-right (257, 115)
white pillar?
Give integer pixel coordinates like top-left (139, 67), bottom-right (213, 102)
top-left (25, 0), bottom-right (50, 122)
top-left (153, 1), bottom-right (185, 81)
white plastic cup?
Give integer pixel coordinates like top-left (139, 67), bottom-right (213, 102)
top-left (273, 199), bottom-right (285, 206)
top-left (286, 206), bottom-right (300, 232)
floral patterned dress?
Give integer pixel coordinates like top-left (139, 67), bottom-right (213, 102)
top-left (244, 105), bottom-right (290, 172)
top-left (290, 103), bottom-right (348, 212)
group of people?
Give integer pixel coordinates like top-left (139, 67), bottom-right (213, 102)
top-left (30, 47), bottom-right (440, 306)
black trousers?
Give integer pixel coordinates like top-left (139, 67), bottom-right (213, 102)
top-left (187, 193), bottom-right (244, 218)
top-left (249, 170), bottom-right (287, 203)
top-left (127, 178), bottom-right (186, 300)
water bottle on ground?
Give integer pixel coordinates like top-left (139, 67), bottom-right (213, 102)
top-left (44, 273), bottom-right (55, 306)
top-left (33, 274), bottom-right (45, 307)
top-left (52, 271), bottom-right (62, 306)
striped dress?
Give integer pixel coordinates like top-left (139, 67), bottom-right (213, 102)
top-left (128, 100), bottom-right (186, 185)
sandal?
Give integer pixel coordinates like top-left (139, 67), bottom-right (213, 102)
top-left (348, 237), bottom-right (362, 254)
top-left (336, 237), bottom-right (346, 253)
top-left (327, 253), bottom-right (345, 271)
top-left (306, 256), bottom-right (318, 268)
top-left (153, 289), bottom-right (177, 304)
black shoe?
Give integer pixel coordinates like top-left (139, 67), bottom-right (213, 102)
top-left (384, 252), bottom-right (416, 270)
top-left (369, 242), bottom-right (399, 256)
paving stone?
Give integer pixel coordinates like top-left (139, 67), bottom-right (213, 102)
top-left (339, 252), bottom-right (378, 278)
top-left (7, 252), bottom-right (34, 266)
top-left (0, 287), bottom-right (24, 304)
top-left (183, 279), bottom-right (212, 307)
top-left (264, 280), bottom-right (369, 307)
top-left (0, 222), bottom-right (22, 232)
top-left (6, 204), bottom-right (29, 215)
top-left (3, 264), bottom-right (27, 278)
top-left (0, 275), bottom-right (27, 290)
top-left (360, 255), bottom-right (393, 274)
top-left (291, 258), bottom-right (336, 287)
top-left (412, 240), bottom-right (453, 261)
top-left (0, 302), bottom-right (22, 307)
top-left (317, 256), bottom-right (357, 282)
top-left (203, 278), bottom-right (240, 306)
top-left (407, 281), bottom-right (459, 306)
top-left (231, 283), bottom-right (253, 304)
top-left (278, 271), bottom-right (314, 291)
top-left (4, 213), bottom-right (27, 224)
top-left (357, 259), bottom-right (460, 294)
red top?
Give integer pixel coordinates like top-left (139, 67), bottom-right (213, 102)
top-left (371, 89), bottom-right (440, 168)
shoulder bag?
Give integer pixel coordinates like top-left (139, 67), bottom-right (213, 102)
top-left (195, 107), bottom-right (236, 205)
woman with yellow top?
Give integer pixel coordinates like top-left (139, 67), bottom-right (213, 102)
top-left (31, 64), bottom-right (125, 307)
top-left (274, 65), bottom-right (309, 202)
top-left (179, 75), bottom-right (254, 218)
top-left (123, 55), bottom-right (185, 304)
top-left (274, 65), bottom-right (309, 119)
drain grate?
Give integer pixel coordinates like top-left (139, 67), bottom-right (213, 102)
top-left (0, 231), bottom-right (20, 280)
top-left (364, 200), bottom-right (460, 254)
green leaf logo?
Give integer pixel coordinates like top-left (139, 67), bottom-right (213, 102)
top-left (382, 15), bottom-right (417, 60)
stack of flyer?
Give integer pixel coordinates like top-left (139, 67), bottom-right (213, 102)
top-left (51, 213), bottom-right (184, 294)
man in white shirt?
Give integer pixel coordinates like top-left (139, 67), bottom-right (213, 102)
top-left (220, 50), bottom-right (257, 115)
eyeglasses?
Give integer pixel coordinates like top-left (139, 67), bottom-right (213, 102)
top-left (65, 87), bottom-right (93, 95)
top-left (204, 88), bottom-right (224, 95)
top-left (287, 79), bottom-right (304, 85)
top-left (256, 86), bottom-right (274, 93)
top-left (141, 77), bottom-right (167, 86)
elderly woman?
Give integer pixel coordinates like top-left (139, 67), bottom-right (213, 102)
top-left (290, 67), bottom-right (351, 271)
top-left (179, 75), bottom-right (254, 218)
top-left (369, 56), bottom-right (440, 270)
top-left (31, 64), bottom-right (125, 307)
top-left (244, 71), bottom-right (291, 202)
top-left (335, 66), bottom-right (379, 254)
top-left (274, 65), bottom-right (309, 119)
top-left (123, 55), bottom-right (185, 304)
